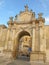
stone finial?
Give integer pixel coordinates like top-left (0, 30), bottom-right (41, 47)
top-left (7, 16), bottom-right (13, 25)
top-left (25, 5), bottom-right (28, 11)
top-left (38, 13), bottom-right (45, 23)
top-left (38, 13), bottom-right (43, 18)
top-left (15, 15), bottom-right (17, 18)
top-left (9, 16), bottom-right (13, 21)
top-left (14, 15), bottom-right (17, 20)
top-left (30, 9), bottom-right (33, 13)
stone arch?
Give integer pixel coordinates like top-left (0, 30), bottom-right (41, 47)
top-left (18, 30), bottom-right (31, 41)
top-left (12, 30), bottom-right (32, 59)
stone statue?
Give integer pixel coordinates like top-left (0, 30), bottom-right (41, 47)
top-left (38, 13), bottom-right (43, 18)
top-left (25, 5), bottom-right (28, 11)
top-left (9, 17), bottom-right (13, 21)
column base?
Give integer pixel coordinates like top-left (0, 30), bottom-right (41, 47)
top-left (12, 50), bottom-right (18, 59)
top-left (30, 51), bottom-right (46, 62)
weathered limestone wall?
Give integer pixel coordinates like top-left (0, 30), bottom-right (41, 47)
top-left (0, 27), bottom-right (7, 48)
top-left (4, 26), bottom-right (17, 52)
top-left (45, 25), bottom-right (49, 49)
top-left (45, 25), bottom-right (49, 62)
top-left (0, 26), bottom-right (9, 58)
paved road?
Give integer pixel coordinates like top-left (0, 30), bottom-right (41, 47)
top-left (7, 60), bottom-right (30, 65)
top-left (0, 55), bottom-right (49, 65)
top-left (1, 60), bottom-right (49, 65)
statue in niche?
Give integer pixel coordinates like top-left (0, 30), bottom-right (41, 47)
top-left (19, 36), bottom-right (31, 56)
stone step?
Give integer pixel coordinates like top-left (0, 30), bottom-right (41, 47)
top-left (17, 56), bottom-right (30, 61)
top-left (30, 62), bottom-right (49, 65)
top-left (6, 60), bottom-right (30, 65)
top-left (0, 58), bottom-right (49, 65)
top-left (6, 60), bottom-right (49, 65)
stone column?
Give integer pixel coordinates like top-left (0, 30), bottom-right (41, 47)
top-left (12, 28), bottom-right (16, 59)
top-left (4, 28), bottom-right (10, 50)
top-left (12, 28), bottom-right (18, 59)
top-left (40, 25), bottom-right (46, 52)
top-left (35, 23), bottom-right (40, 51)
top-left (38, 20), bottom-right (45, 52)
top-left (43, 27), bottom-right (46, 52)
top-left (14, 36), bottom-right (18, 58)
top-left (39, 26), bottom-right (43, 51)
top-left (38, 13), bottom-right (45, 51)
top-left (32, 21), bottom-right (36, 51)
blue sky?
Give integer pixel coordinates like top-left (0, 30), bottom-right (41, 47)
top-left (0, 0), bottom-right (49, 25)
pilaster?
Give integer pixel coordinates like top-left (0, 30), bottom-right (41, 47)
top-left (35, 23), bottom-right (40, 51)
top-left (39, 25), bottom-right (43, 51)
top-left (4, 28), bottom-right (10, 50)
top-left (32, 21), bottom-right (36, 51)
top-left (12, 28), bottom-right (18, 59)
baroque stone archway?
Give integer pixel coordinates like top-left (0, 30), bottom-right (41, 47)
top-left (18, 31), bottom-right (32, 56)
top-left (12, 31), bottom-right (32, 59)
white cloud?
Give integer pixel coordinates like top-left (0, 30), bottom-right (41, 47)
top-left (45, 17), bottom-right (49, 24)
top-left (45, 17), bottom-right (49, 22)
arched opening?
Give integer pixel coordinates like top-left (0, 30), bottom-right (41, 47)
top-left (17, 31), bottom-right (32, 60)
